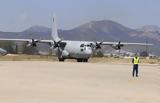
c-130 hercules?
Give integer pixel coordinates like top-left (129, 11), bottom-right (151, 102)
top-left (0, 17), bottom-right (152, 62)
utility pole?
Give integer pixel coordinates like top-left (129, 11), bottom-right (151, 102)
top-left (118, 49), bottom-right (121, 57)
top-left (145, 39), bottom-right (149, 57)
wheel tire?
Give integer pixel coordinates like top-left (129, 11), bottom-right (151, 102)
top-left (59, 58), bottom-right (64, 62)
top-left (77, 59), bottom-right (82, 62)
top-left (77, 59), bottom-right (88, 62)
top-left (83, 59), bottom-right (88, 62)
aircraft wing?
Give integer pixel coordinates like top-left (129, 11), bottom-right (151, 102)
top-left (0, 38), bottom-right (31, 42)
top-left (100, 42), bottom-right (153, 46)
top-left (90, 41), bottom-right (153, 50)
top-left (36, 40), bottom-right (53, 43)
top-left (0, 38), bottom-right (53, 43)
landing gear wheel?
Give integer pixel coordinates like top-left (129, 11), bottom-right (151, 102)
top-left (77, 59), bottom-right (83, 62)
top-left (77, 59), bottom-right (88, 62)
top-left (58, 58), bottom-right (64, 62)
top-left (83, 59), bottom-right (88, 62)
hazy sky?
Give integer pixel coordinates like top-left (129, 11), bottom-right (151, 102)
top-left (0, 0), bottom-right (160, 32)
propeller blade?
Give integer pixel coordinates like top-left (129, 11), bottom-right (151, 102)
top-left (53, 40), bottom-right (63, 48)
top-left (118, 41), bottom-right (121, 49)
top-left (117, 41), bottom-right (124, 50)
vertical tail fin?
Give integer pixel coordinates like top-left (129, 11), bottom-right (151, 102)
top-left (51, 16), bottom-right (61, 42)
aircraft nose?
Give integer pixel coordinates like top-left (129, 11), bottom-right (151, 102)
top-left (85, 48), bottom-right (93, 55)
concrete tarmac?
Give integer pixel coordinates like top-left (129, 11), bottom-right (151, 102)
top-left (0, 61), bottom-right (159, 103)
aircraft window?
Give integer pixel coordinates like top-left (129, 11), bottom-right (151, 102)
top-left (80, 44), bottom-right (84, 47)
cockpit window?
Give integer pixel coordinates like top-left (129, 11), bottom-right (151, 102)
top-left (80, 44), bottom-right (84, 47)
top-left (80, 44), bottom-right (92, 47)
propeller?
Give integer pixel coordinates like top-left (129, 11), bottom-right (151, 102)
top-left (95, 42), bottom-right (103, 49)
top-left (48, 40), bottom-right (62, 49)
top-left (26, 39), bottom-right (39, 47)
top-left (31, 39), bottom-right (39, 46)
top-left (53, 40), bottom-right (62, 48)
top-left (90, 41), bottom-right (103, 49)
top-left (117, 41), bottom-right (124, 50)
top-left (112, 41), bottom-right (124, 50)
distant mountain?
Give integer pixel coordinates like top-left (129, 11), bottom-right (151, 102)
top-left (23, 25), bottom-right (50, 33)
top-left (0, 20), bottom-right (160, 55)
top-left (0, 31), bottom-right (20, 38)
top-left (59, 20), bottom-right (138, 41)
top-left (137, 25), bottom-right (160, 33)
top-left (0, 26), bottom-right (51, 39)
top-left (136, 25), bottom-right (160, 42)
top-left (21, 25), bottom-right (51, 39)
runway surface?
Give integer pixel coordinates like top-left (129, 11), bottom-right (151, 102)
top-left (0, 61), bottom-right (159, 103)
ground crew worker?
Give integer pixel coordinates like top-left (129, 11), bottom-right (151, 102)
top-left (132, 54), bottom-right (139, 77)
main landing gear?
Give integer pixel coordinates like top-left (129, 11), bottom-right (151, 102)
top-left (77, 58), bottom-right (88, 62)
top-left (58, 58), bottom-right (88, 62)
top-left (58, 58), bottom-right (65, 62)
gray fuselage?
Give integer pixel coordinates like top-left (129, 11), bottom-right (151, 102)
top-left (54, 40), bottom-right (94, 59)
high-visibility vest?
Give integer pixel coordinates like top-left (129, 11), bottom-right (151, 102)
top-left (133, 57), bottom-right (139, 64)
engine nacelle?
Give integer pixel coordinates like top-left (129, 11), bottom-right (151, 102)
top-left (90, 42), bottom-right (102, 50)
top-left (112, 44), bottom-right (119, 50)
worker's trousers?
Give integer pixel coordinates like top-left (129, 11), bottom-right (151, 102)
top-left (132, 64), bottom-right (138, 77)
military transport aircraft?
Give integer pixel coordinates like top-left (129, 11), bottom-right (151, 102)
top-left (0, 17), bottom-right (152, 62)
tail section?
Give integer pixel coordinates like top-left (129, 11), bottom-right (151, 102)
top-left (51, 17), bottom-right (61, 42)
